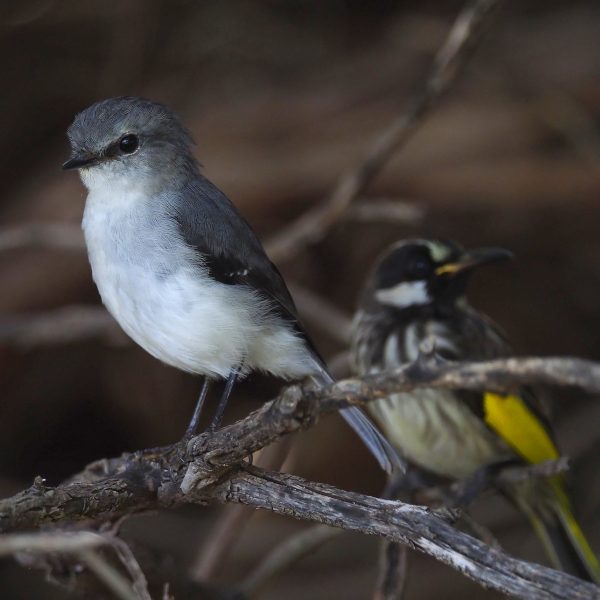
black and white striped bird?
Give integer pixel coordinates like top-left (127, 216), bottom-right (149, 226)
top-left (352, 238), bottom-right (600, 581)
top-left (63, 96), bottom-right (400, 473)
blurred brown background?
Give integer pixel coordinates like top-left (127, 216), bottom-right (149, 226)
top-left (1, 0), bottom-right (599, 598)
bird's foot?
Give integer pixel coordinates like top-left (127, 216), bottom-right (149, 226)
top-left (450, 460), bottom-right (519, 507)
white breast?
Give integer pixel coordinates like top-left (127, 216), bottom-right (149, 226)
top-left (364, 317), bottom-right (512, 478)
top-left (82, 185), bottom-right (317, 380)
top-left (369, 389), bottom-right (512, 479)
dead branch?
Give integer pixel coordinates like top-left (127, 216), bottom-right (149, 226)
top-left (0, 305), bottom-right (125, 349)
top-left (0, 222), bottom-right (85, 252)
top-left (0, 530), bottom-right (151, 600)
top-left (373, 541), bottom-right (408, 600)
top-left (264, 0), bottom-right (501, 263)
top-left (110, 537), bottom-right (152, 600)
top-left (1, 355), bottom-right (600, 598)
top-left (288, 282), bottom-right (352, 345)
top-left (77, 549), bottom-right (142, 600)
top-left (0, 531), bottom-right (105, 556)
top-left (217, 469), bottom-right (597, 600)
top-left (344, 200), bottom-right (425, 224)
top-left (240, 524), bottom-right (341, 597)
top-left (0, 279), bottom-right (347, 352)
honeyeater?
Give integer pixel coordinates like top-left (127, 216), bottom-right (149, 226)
top-left (351, 238), bottom-right (600, 582)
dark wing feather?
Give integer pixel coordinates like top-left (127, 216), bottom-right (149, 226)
top-left (170, 175), bottom-right (326, 367)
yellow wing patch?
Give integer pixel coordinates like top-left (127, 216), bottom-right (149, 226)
top-left (483, 392), bottom-right (559, 464)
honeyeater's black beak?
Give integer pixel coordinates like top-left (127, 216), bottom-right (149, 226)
top-left (62, 154), bottom-right (99, 170)
top-left (435, 247), bottom-right (514, 276)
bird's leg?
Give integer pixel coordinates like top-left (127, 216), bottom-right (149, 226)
top-left (207, 367), bottom-right (240, 432)
top-left (450, 459), bottom-right (520, 507)
top-left (383, 466), bottom-right (433, 500)
top-left (184, 378), bottom-right (212, 439)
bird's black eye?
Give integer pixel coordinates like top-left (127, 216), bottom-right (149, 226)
top-left (407, 256), bottom-right (431, 280)
top-left (118, 134), bottom-right (139, 154)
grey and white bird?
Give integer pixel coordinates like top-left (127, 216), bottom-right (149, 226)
top-left (63, 96), bottom-right (400, 473)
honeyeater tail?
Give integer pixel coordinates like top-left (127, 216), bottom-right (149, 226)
top-left (511, 478), bottom-right (600, 583)
top-left (485, 392), bottom-right (600, 583)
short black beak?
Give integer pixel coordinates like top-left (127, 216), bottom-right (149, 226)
top-left (62, 154), bottom-right (99, 170)
top-left (435, 247), bottom-right (514, 276)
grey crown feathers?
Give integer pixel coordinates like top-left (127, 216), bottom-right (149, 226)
top-left (66, 96), bottom-right (198, 186)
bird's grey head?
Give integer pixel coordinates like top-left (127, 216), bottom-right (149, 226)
top-left (364, 239), bottom-right (513, 313)
top-left (64, 96), bottom-right (198, 191)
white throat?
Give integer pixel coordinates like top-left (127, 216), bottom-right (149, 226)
top-left (375, 280), bottom-right (430, 309)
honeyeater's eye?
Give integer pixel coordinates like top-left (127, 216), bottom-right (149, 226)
top-left (407, 256), bottom-right (431, 279)
top-left (118, 134), bottom-right (139, 154)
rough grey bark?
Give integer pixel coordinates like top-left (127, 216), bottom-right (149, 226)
top-left (2, 356), bottom-right (600, 599)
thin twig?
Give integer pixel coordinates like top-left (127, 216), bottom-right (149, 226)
top-left (265, 0), bottom-right (502, 263)
top-left (240, 524), bottom-right (342, 597)
top-left (110, 537), bottom-right (153, 600)
top-left (0, 222), bottom-right (84, 252)
top-left (0, 305), bottom-right (125, 349)
top-left (344, 200), bottom-right (425, 224)
top-left (534, 90), bottom-right (600, 179)
top-left (288, 282), bottom-right (352, 345)
top-left (78, 549), bottom-right (140, 600)
top-left (0, 531), bottom-right (149, 600)
top-left (0, 531), bottom-right (104, 556)
top-left (373, 541), bottom-right (408, 600)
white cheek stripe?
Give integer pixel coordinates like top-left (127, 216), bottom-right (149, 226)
top-left (375, 281), bottom-right (429, 308)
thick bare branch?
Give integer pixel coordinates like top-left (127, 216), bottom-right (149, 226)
top-left (1, 355), bottom-right (600, 599)
top-left (215, 469), bottom-right (597, 600)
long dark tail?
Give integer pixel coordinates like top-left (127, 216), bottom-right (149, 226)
top-left (314, 368), bottom-right (404, 475)
top-left (513, 479), bottom-right (600, 583)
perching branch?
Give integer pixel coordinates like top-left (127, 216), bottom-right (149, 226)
top-left (1, 355), bottom-right (600, 599)
top-left (189, 437), bottom-right (294, 581)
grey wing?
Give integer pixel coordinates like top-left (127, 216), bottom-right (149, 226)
top-left (172, 176), bottom-right (326, 364)
top-left (173, 177), bottom-right (402, 471)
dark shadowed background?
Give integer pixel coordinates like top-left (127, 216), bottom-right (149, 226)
top-left (1, 1), bottom-right (599, 598)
